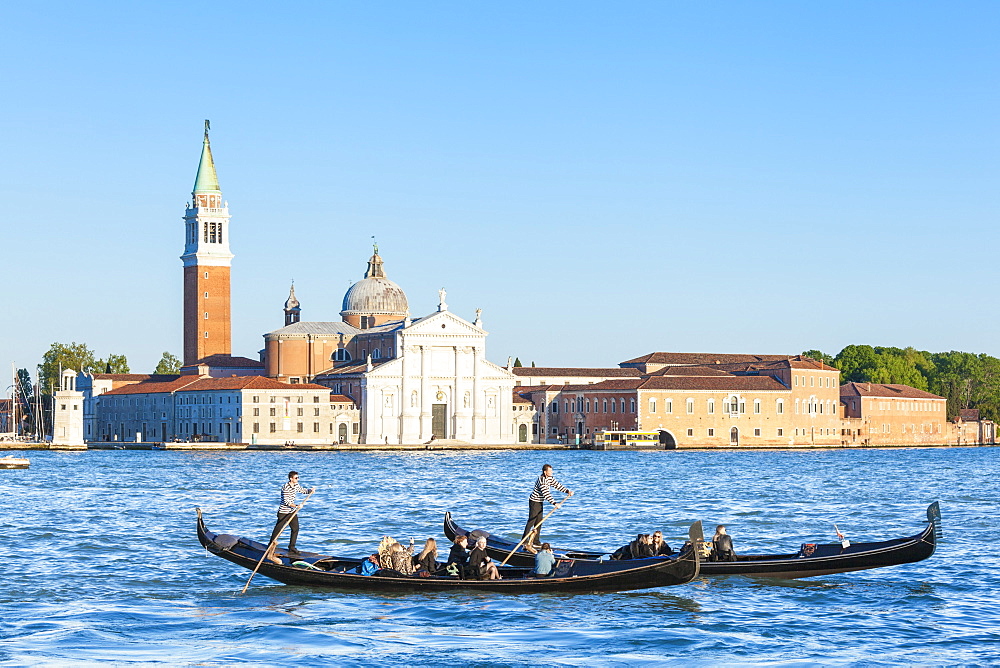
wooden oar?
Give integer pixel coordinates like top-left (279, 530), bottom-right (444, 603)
top-left (499, 495), bottom-right (571, 568)
top-left (241, 490), bottom-right (314, 594)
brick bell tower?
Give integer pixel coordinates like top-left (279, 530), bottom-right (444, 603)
top-left (181, 120), bottom-right (233, 366)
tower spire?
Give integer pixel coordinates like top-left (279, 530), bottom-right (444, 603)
top-left (284, 281), bottom-right (301, 326)
top-left (193, 119), bottom-right (221, 194)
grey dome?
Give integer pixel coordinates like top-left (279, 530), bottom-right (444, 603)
top-left (340, 252), bottom-right (409, 317)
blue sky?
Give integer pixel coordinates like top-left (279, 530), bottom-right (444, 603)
top-left (2, 2), bottom-right (998, 375)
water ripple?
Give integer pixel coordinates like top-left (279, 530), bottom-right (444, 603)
top-left (0, 447), bottom-right (997, 664)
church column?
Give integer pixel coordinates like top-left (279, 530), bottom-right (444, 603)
top-left (472, 346), bottom-right (484, 441)
top-left (419, 346), bottom-right (431, 440)
top-left (453, 346), bottom-right (467, 440)
top-left (400, 345), bottom-right (417, 442)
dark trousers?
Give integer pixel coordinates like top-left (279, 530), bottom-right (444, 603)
top-left (522, 500), bottom-right (544, 542)
top-left (270, 511), bottom-right (299, 551)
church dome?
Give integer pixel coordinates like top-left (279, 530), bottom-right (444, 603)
top-left (340, 251), bottom-right (408, 322)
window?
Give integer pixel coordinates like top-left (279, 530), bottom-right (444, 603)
top-left (372, 349), bottom-right (381, 359)
top-left (314, 408), bottom-right (320, 416)
top-left (754, 428), bottom-right (761, 436)
top-left (649, 399), bottom-right (656, 413)
top-left (794, 376), bottom-right (799, 387)
top-left (611, 400), bottom-right (616, 413)
top-left (707, 428), bottom-right (715, 436)
top-left (253, 423), bottom-right (259, 433)
top-left (687, 428), bottom-right (694, 436)
top-left (754, 399), bottom-right (761, 414)
top-left (313, 422), bottom-right (320, 433)
top-left (707, 399), bottom-right (715, 414)
top-left (777, 428), bottom-right (784, 436)
top-left (296, 407), bottom-right (304, 416)
top-left (333, 349), bottom-right (352, 362)
top-left (665, 399), bottom-right (672, 413)
top-left (253, 408), bottom-right (259, 416)
top-left (810, 376), bottom-right (814, 387)
top-left (204, 312), bottom-right (209, 319)
top-left (602, 399), bottom-right (607, 413)
top-left (686, 398), bottom-right (694, 414)
top-left (269, 408), bottom-right (276, 416)
top-left (313, 396), bottom-right (320, 403)
top-left (269, 423), bottom-right (276, 433)
top-left (629, 399), bottom-right (635, 413)
top-left (296, 422), bottom-right (304, 433)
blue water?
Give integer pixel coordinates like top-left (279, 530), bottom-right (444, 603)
top-left (1, 447), bottom-right (998, 665)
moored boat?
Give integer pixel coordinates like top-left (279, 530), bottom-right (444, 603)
top-left (197, 508), bottom-right (701, 593)
top-left (0, 455), bottom-right (30, 470)
top-left (444, 502), bottom-right (941, 579)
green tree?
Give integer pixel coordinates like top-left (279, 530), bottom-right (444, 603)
top-left (38, 342), bottom-right (98, 396)
top-left (801, 350), bottom-right (835, 366)
top-left (513, 357), bottom-right (522, 368)
top-left (154, 352), bottom-right (181, 374)
top-left (14, 368), bottom-right (35, 435)
top-left (95, 354), bottom-right (130, 374)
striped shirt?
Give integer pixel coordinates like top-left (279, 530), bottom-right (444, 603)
top-left (529, 473), bottom-right (569, 504)
top-left (278, 481), bottom-right (308, 514)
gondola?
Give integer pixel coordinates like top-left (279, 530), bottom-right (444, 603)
top-left (196, 508), bottom-right (702, 593)
top-left (444, 501), bottom-right (941, 579)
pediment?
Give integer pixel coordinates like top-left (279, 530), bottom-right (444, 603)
top-left (404, 311), bottom-right (485, 337)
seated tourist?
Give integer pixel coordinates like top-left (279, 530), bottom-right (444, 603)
top-left (650, 530), bottom-right (674, 556)
top-left (534, 543), bottom-right (556, 577)
top-left (446, 535), bottom-right (470, 577)
top-left (359, 553), bottom-right (380, 576)
top-left (711, 525), bottom-right (736, 562)
top-left (630, 533), bottom-right (655, 558)
top-left (388, 541), bottom-right (417, 575)
top-left (469, 536), bottom-right (501, 580)
top-left (415, 538), bottom-right (440, 575)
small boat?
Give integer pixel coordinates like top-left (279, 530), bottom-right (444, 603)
top-left (197, 508), bottom-right (702, 593)
top-left (444, 502), bottom-right (941, 579)
top-left (0, 455), bottom-right (30, 470)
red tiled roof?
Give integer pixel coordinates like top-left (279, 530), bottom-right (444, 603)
top-left (620, 352), bottom-right (791, 366)
top-left (91, 373), bottom-right (180, 382)
top-left (187, 355), bottom-right (264, 368)
top-left (102, 375), bottom-right (328, 395)
top-left (329, 394), bottom-right (355, 403)
top-left (839, 382), bottom-right (944, 400)
top-left (512, 367), bottom-right (641, 377)
top-left (513, 392), bottom-right (533, 404)
top-left (639, 376), bottom-right (788, 391)
top-left (646, 365), bottom-right (732, 377)
top-left (182, 376), bottom-right (328, 392)
top-left (516, 380), bottom-right (643, 394)
top-left (102, 378), bottom-right (202, 395)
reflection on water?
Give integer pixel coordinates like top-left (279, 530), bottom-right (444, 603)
top-left (1, 446), bottom-right (998, 664)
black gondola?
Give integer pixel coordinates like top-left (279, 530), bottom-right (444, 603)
top-left (444, 501), bottom-right (941, 579)
top-left (196, 508), bottom-right (702, 593)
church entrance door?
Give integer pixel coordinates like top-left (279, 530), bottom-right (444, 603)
top-left (432, 404), bottom-right (448, 439)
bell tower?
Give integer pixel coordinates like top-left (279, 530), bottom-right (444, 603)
top-left (181, 120), bottom-right (233, 366)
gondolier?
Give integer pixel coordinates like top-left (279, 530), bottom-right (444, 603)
top-left (522, 464), bottom-right (572, 544)
top-left (268, 471), bottom-right (314, 557)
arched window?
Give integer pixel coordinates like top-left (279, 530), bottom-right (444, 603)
top-left (602, 399), bottom-right (607, 413)
top-left (372, 349), bottom-right (381, 360)
top-left (730, 396), bottom-right (739, 413)
top-left (332, 349), bottom-right (352, 362)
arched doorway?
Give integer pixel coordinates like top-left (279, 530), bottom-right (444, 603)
top-left (658, 430), bottom-right (677, 450)
top-left (730, 427), bottom-right (739, 446)
top-left (338, 423), bottom-right (348, 443)
top-left (518, 424), bottom-right (528, 443)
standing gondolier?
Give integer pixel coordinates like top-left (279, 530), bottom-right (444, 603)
top-left (268, 471), bottom-right (314, 557)
top-left (522, 464), bottom-right (572, 544)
